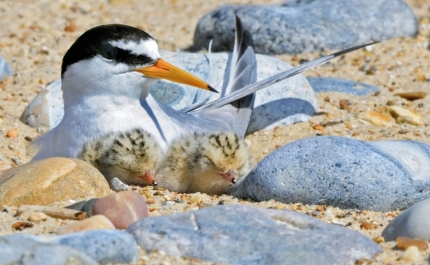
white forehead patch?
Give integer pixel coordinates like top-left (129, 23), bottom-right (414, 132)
top-left (109, 39), bottom-right (160, 60)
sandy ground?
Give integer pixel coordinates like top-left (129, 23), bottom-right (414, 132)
top-left (1, 0), bottom-right (430, 264)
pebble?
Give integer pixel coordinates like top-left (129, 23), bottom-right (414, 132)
top-left (57, 215), bottom-right (115, 235)
top-left (192, 0), bottom-right (417, 54)
top-left (0, 157), bottom-right (111, 207)
top-left (230, 136), bottom-right (430, 211)
top-left (5, 128), bottom-right (18, 138)
top-left (395, 91), bottom-right (426, 101)
top-left (127, 205), bottom-right (380, 264)
top-left (357, 111), bottom-right (394, 126)
top-left (0, 235), bottom-right (98, 265)
top-left (29, 212), bottom-right (48, 222)
top-left (396, 237), bottom-right (428, 250)
top-left (388, 106), bottom-right (424, 126)
top-left (21, 51), bottom-right (316, 133)
top-left (110, 177), bottom-right (129, 192)
top-left (0, 55), bottom-right (13, 82)
top-left (308, 77), bottom-right (379, 96)
top-left (382, 197), bottom-right (430, 241)
top-left (399, 246), bottom-right (420, 262)
top-left (92, 191), bottom-right (148, 229)
top-left (0, 230), bottom-right (138, 264)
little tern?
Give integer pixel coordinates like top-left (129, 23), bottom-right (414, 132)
top-left (31, 18), bottom-right (376, 170)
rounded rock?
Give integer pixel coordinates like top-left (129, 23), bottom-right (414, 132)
top-left (0, 157), bottom-right (111, 207)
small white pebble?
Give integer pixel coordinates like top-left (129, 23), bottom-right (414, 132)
top-left (400, 246), bottom-right (420, 262)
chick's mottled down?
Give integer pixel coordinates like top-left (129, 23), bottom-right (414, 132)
top-left (79, 128), bottom-right (161, 186)
top-left (155, 132), bottom-right (255, 195)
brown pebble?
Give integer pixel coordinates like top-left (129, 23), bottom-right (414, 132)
top-left (57, 215), bottom-right (115, 235)
top-left (396, 236), bottom-right (429, 250)
top-left (395, 92), bottom-right (426, 101)
top-left (92, 191), bottom-right (148, 229)
top-left (12, 221), bottom-right (33, 230)
top-left (339, 99), bottom-right (351, 110)
top-left (6, 129), bottom-right (18, 138)
top-left (360, 222), bottom-right (378, 230)
top-left (324, 96), bottom-right (330, 103)
top-left (146, 198), bottom-right (155, 204)
top-left (64, 24), bottom-right (77, 32)
top-left (373, 236), bottom-right (385, 244)
top-left (313, 124), bottom-right (325, 131)
top-left (24, 136), bottom-right (32, 142)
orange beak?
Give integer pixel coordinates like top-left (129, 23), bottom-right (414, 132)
top-left (141, 170), bottom-right (157, 186)
top-left (218, 169), bottom-right (236, 184)
top-left (135, 58), bottom-right (217, 93)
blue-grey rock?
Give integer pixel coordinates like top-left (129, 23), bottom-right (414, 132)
top-left (0, 235), bottom-right (98, 265)
top-left (127, 205), bottom-right (380, 265)
top-left (53, 230), bottom-right (138, 264)
top-left (192, 0), bottom-right (417, 54)
top-left (307, 77), bottom-right (379, 96)
top-left (0, 55), bottom-right (13, 82)
top-left (230, 136), bottom-right (430, 211)
top-left (382, 197), bottom-right (430, 241)
top-left (21, 50), bottom-right (316, 132)
top-left (0, 230), bottom-right (138, 264)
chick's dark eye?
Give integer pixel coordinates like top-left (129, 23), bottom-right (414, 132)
top-left (100, 43), bottom-right (118, 60)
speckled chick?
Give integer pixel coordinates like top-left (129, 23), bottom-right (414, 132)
top-left (79, 128), bottom-right (161, 186)
top-left (155, 132), bottom-right (254, 194)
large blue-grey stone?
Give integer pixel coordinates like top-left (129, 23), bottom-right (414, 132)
top-left (307, 77), bottom-right (379, 96)
top-left (0, 230), bottom-right (138, 264)
top-left (192, 0), bottom-right (417, 54)
top-left (0, 55), bottom-right (13, 82)
top-left (230, 136), bottom-right (430, 211)
top-left (0, 235), bottom-right (98, 265)
top-left (382, 197), bottom-right (430, 241)
top-left (127, 205), bottom-right (380, 265)
top-left (53, 229), bottom-right (138, 264)
top-left (20, 50), bottom-right (316, 132)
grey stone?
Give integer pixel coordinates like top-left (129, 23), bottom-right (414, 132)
top-left (307, 77), bottom-right (379, 96)
top-left (0, 235), bottom-right (98, 265)
top-left (53, 230), bottom-right (139, 264)
top-left (21, 50), bottom-right (316, 132)
top-left (127, 205), bottom-right (380, 265)
top-left (0, 230), bottom-right (138, 264)
top-left (230, 136), bottom-right (430, 211)
top-left (382, 197), bottom-right (430, 241)
top-left (0, 55), bottom-right (13, 82)
top-left (192, 0), bottom-right (417, 54)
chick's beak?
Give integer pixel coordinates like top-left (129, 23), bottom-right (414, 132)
top-left (135, 58), bottom-right (217, 93)
top-left (140, 170), bottom-right (157, 186)
top-left (219, 169), bottom-right (236, 184)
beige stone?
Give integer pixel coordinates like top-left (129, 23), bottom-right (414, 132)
top-left (57, 215), bottom-right (115, 235)
top-left (388, 106), bottom-right (424, 126)
top-left (29, 212), bottom-right (48, 222)
top-left (357, 111), bottom-right (394, 126)
top-left (0, 157), bottom-right (111, 207)
top-left (399, 246), bottom-right (420, 262)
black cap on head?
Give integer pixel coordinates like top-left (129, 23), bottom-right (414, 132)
top-left (61, 24), bottom-right (156, 76)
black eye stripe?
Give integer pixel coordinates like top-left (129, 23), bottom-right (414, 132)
top-left (114, 48), bottom-right (153, 66)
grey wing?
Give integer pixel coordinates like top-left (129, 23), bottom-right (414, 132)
top-left (191, 42), bottom-right (379, 112)
top-left (187, 15), bottom-right (258, 138)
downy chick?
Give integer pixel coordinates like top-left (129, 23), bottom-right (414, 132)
top-left (79, 128), bottom-right (161, 186)
top-left (156, 132), bottom-right (254, 194)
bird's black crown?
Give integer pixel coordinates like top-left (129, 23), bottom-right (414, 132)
top-left (61, 24), bottom-right (156, 76)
